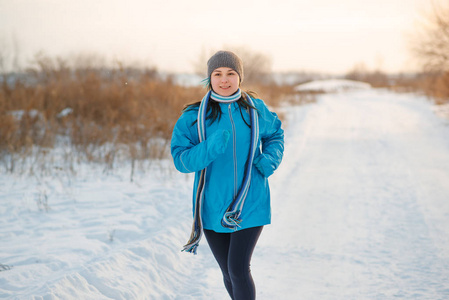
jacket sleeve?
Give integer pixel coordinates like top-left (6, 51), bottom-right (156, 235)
top-left (253, 100), bottom-right (284, 177)
top-left (171, 111), bottom-right (230, 173)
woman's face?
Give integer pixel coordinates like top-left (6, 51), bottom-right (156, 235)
top-left (210, 67), bottom-right (240, 97)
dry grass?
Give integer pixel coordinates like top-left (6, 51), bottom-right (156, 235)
top-left (0, 55), bottom-right (205, 174)
top-left (389, 72), bottom-right (449, 105)
top-left (0, 54), bottom-right (299, 175)
top-left (420, 72), bottom-right (449, 105)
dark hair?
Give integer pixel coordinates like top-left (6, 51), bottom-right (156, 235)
top-left (183, 81), bottom-right (257, 127)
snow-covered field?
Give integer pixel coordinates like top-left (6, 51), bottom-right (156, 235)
top-left (294, 79), bottom-right (371, 92)
top-left (1, 87), bottom-right (449, 299)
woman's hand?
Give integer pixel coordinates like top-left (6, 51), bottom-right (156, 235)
top-left (208, 129), bottom-right (230, 155)
top-left (253, 154), bottom-right (276, 177)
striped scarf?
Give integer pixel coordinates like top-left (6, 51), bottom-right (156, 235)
top-left (182, 89), bottom-right (259, 254)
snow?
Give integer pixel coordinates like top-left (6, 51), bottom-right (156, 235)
top-left (57, 108), bottom-right (73, 119)
top-left (2, 89), bottom-right (449, 299)
top-left (270, 73), bottom-right (325, 86)
top-left (9, 109), bottom-right (43, 121)
top-left (433, 103), bottom-right (449, 120)
top-left (159, 73), bottom-right (204, 87)
top-left (295, 79), bottom-right (371, 93)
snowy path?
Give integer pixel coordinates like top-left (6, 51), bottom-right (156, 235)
top-left (1, 89), bottom-right (449, 299)
top-left (255, 90), bottom-right (449, 299)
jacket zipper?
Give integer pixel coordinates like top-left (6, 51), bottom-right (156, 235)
top-left (228, 104), bottom-right (238, 198)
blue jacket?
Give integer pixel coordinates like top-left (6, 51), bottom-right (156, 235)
top-left (171, 97), bottom-right (284, 233)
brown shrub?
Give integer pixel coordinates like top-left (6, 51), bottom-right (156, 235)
top-left (0, 53), bottom-right (301, 174)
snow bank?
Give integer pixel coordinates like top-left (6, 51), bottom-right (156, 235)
top-left (433, 102), bottom-right (449, 120)
top-left (294, 79), bottom-right (371, 93)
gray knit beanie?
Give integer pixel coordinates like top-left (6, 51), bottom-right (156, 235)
top-left (207, 51), bottom-right (244, 82)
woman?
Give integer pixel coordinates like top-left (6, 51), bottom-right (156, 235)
top-left (171, 50), bottom-right (284, 300)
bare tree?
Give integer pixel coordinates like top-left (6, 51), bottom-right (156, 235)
top-left (0, 38), bottom-right (11, 74)
top-left (345, 62), bottom-right (369, 82)
top-left (0, 33), bottom-right (21, 74)
top-left (192, 47), bottom-right (211, 77)
top-left (410, 1), bottom-right (449, 73)
top-left (408, 1), bottom-right (449, 103)
top-left (345, 61), bottom-right (389, 87)
top-left (227, 46), bottom-right (272, 84)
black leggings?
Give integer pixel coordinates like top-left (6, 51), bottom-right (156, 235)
top-left (204, 226), bottom-right (263, 300)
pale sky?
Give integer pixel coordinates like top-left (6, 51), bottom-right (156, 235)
top-left (0, 0), bottom-right (432, 74)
